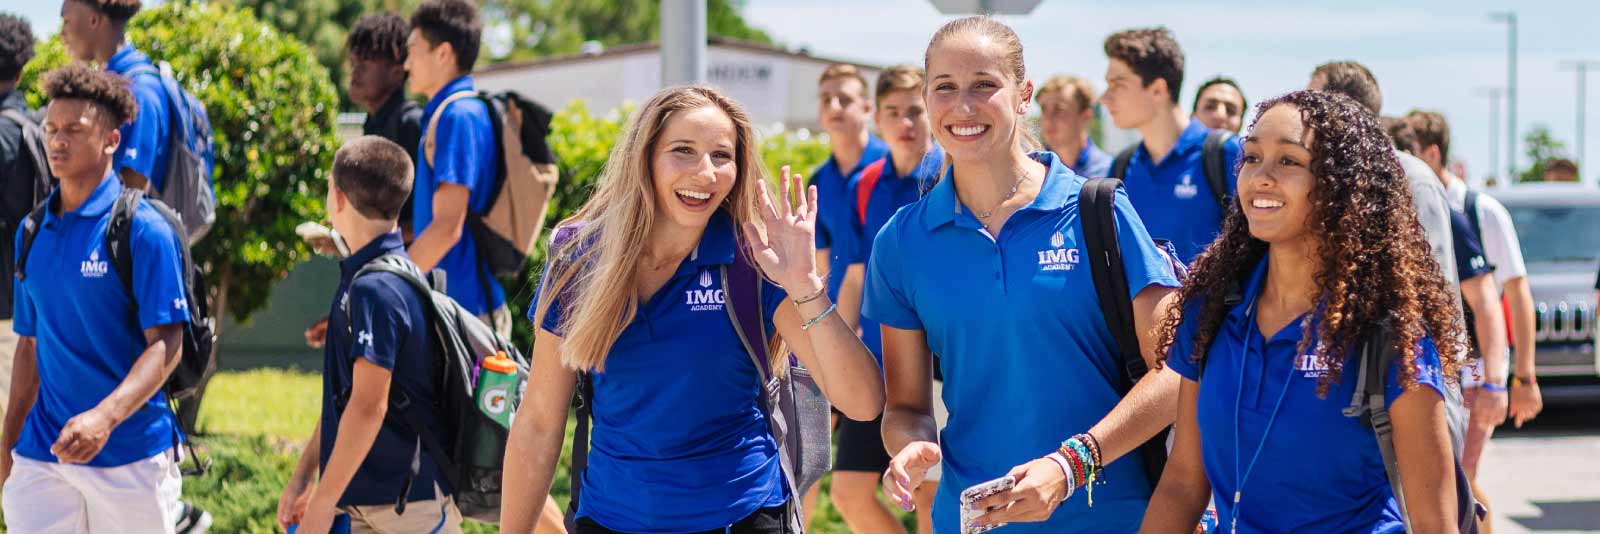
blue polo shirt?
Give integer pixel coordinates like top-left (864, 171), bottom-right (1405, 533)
top-left (414, 75), bottom-right (504, 316)
top-left (1165, 258), bottom-right (1447, 534)
top-left (534, 210), bottom-right (790, 533)
top-left (1121, 119), bottom-right (1242, 262)
top-left (845, 145), bottom-right (942, 362)
top-left (1068, 137), bottom-right (1113, 179)
top-left (863, 152), bottom-right (1180, 533)
top-left (319, 232), bottom-right (448, 507)
top-left (106, 45), bottom-right (173, 193)
top-left (811, 135), bottom-right (888, 300)
top-left (11, 175), bottom-right (189, 467)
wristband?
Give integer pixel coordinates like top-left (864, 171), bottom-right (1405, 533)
top-left (1481, 382), bottom-right (1508, 393)
top-left (1512, 375), bottom-right (1537, 387)
top-left (800, 303), bottom-right (837, 330)
top-left (1046, 452), bottom-right (1077, 499)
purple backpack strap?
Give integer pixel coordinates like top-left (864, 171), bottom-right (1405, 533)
top-left (724, 243), bottom-right (770, 374)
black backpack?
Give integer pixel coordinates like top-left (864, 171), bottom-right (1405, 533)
top-left (340, 254), bottom-right (529, 523)
top-left (1080, 177), bottom-right (1187, 489)
top-left (17, 187), bottom-right (216, 401)
top-left (0, 108), bottom-right (54, 319)
top-left (1110, 130), bottom-right (1234, 210)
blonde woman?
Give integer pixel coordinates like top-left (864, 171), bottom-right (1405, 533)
top-left (500, 86), bottom-right (885, 534)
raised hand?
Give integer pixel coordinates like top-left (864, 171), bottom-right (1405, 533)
top-left (742, 165), bottom-right (823, 291)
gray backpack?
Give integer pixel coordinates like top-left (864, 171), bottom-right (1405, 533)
top-left (556, 224), bottom-right (831, 533)
top-left (126, 62), bottom-right (216, 245)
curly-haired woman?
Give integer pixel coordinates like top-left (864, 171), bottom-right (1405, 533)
top-left (1139, 90), bottom-right (1466, 534)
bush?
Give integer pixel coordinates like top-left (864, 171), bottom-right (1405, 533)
top-left (20, 2), bottom-right (340, 326)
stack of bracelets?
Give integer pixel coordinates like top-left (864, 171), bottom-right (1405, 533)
top-left (1045, 432), bottom-right (1104, 505)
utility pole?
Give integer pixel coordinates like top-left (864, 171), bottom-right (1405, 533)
top-left (1491, 12), bottom-right (1518, 182)
top-left (661, 0), bottom-right (707, 86)
top-left (1559, 60), bottom-right (1600, 181)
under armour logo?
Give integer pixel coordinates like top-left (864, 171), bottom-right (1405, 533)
top-left (357, 330), bottom-right (374, 346)
top-left (173, 298), bottom-right (187, 311)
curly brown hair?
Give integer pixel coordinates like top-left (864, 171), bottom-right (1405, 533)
top-left (74, 0), bottom-right (142, 22)
top-left (43, 65), bottom-right (138, 127)
top-left (1152, 90), bottom-right (1466, 395)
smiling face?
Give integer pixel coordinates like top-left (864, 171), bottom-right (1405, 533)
top-left (875, 89), bottom-right (932, 161)
top-left (1239, 104), bottom-right (1317, 246)
top-left (651, 105), bottom-right (740, 232)
top-left (925, 33), bottom-right (1032, 163)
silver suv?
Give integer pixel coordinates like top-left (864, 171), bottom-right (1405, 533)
top-left (1493, 183), bottom-right (1600, 403)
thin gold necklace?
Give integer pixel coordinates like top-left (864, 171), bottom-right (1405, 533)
top-left (976, 175), bottom-right (1028, 219)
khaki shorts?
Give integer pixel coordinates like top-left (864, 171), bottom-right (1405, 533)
top-left (341, 484), bottom-right (463, 534)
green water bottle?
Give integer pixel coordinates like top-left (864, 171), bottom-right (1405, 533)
top-left (467, 351), bottom-right (519, 468)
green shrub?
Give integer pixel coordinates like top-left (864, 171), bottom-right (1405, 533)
top-left (20, 1), bottom-right (340, 325)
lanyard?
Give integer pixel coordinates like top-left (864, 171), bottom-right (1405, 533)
top-left (1230, 300), bottom-right (1300, 534)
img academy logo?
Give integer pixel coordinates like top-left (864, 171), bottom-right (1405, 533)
top-left (1174, 174), bottom-right (1199, 199)
top-left (686, 270), bottom-right (725, 311)
top-left (81, 249), bottom-right (109, 278)
top-left (1037, 231), bottom-right (1081, 272)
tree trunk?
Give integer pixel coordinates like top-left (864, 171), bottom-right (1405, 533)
top-left (178, 261), bottom-right (232, 436)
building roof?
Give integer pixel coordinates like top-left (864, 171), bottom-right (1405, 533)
top-left (476, 36), bottom-right (883, 74)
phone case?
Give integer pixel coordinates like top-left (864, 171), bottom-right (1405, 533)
top-left (959, 475), bottom-right (1017, 534)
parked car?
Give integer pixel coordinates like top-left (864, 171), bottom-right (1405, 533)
top-left (1493, 183), bottom-right (1600, 403)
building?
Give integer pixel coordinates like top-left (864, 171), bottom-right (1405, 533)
top-left (474, 37), bottom-right (884, 132)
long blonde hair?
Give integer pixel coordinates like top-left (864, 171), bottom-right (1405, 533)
top-left (535, 86), bottom-right (770, 373)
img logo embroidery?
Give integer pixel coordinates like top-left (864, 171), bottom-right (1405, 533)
top-left (81, 249), bottom-right (109, 278)
top-left (1174, 174), bottom-right (1199, 199)
top-left (1038, 231), bottom-right (1081, 272)
top-left (686, 269), bottom-right (725, 311)
top-left (1294, 352), bottom-right (1329, 378)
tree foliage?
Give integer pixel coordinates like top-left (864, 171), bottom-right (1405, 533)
top-left (1518, 124), bottom-right (1571, 183)
top-left (21, 2), bottom-right (341, 324)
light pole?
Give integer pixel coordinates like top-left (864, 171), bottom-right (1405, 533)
top-left (1491, 12), bottom-right (1518, 182)
top-left (661, 0), bottom-right (707, 86)
top-left (1559, 60), bottom-right (1600, 181)
top-left (1476, 87), bottom-right (1502, 185)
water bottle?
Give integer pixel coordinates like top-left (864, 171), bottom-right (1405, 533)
top-left (465, 351), bottom-right (520, 468)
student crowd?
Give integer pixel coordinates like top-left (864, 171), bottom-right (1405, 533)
top-left (0, 1), bottom-right (1551, 533)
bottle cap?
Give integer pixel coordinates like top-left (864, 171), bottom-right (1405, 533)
top-left (482, 351), bottom-right (517, 374)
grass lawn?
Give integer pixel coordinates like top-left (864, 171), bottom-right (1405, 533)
top-left (163, 368), bottom-right (913, 533)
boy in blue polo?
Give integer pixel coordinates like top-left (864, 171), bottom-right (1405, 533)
top-left (0, 66), bottom-right (190, 534)
top-left (1038, 75), bottom-right (1112, 178)
top-left (403, 0), bottom-right (508, 335)
top-left (277, 136), bottom-right (462, 534)
top-left (59, 0), bottom-right (171, 194)
top-left (811, 64), bottom-right (888, 324)
top-left (1101, 27), bottom-right (1241, 262)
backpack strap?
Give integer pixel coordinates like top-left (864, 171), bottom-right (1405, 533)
top-left (105, 187), bottom-right (146, 293)
top-left (422, 91), bottom-right (482, 167)
top-left (855, 159), bottom-right (887, 226)
top-left (1352, 324), bottom-right (1413, 532)
top-left (339, 254), bottom-right (462, 515)
top-left (1080, 178), bottom-right (1144, 390)
top-left (1202, 130), bottom-right (1235, 210)
top-left (15, 198), bottom-right (51, 284)
top-left (1109, 145), bottom-right (1137, 180)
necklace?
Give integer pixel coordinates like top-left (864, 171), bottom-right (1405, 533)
top-left (975, 175), bottom-right (1028, 219)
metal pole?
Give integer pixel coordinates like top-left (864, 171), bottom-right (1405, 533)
top-left (1559, 60), bottom-right (1600, 183)
top-left (660, 0), bottom-right (707, 86)
top-left (1508, 14), bottom-right (1518, 182)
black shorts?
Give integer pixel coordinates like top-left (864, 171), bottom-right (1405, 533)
top-left (574, 505), bottom-right (785, 534)
top-left (833, 414), bottom-right (891, 473)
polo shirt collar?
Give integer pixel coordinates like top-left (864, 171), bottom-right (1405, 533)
top-left (825, 135), bottom-right (889, 178)
top-left (921, 150), bottom-right (1078, 230)
top-left (1073, 137), bottom-right (1099, 171)
top-left (1165, 118), bottom-right (1212, 163)
top-left (45, 172), bottom-right (121, 224)
top-left (340, 231), bottom-right (407, 275)
top-left (1227, 257), bottom-right (1272, 323)
top-left (690, 209), bottom-right (738, 267)
top-left (423, 75), bottom-right (476, 118)
top-left (885, 144), bottom-right (944, 182)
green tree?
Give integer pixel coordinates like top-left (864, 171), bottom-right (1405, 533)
top-left (1518, 124), bottom-right (1571, 183)
top-left (221, 0), bottom-right (420, 109)
top-left (20, 2), bottom-right (340, 428)
top-left (496, 0), bottom-right (775, 62)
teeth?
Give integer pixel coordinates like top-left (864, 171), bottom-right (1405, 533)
top-left (952, 125), bottom-right (987, 136)
top-left (1252, 198), bottom-right (1284, 209)
top-left (677, 189), bottom-right (711, 200)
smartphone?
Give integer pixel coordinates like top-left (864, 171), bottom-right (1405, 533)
top-left (959, 474), bottom-right (1017, 534)
top-left (294, 221), bottom-right (351, 258)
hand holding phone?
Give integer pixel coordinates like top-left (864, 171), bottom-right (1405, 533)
top-left (960, 475), bottom-right (1017, 534)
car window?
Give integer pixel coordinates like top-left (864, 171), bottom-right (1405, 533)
top-left (1506, 204), bottom-right (1600, 264)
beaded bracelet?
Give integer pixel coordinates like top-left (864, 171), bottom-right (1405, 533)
top-left (1067, 439), bottom-right (1097, 477)
top-left (800, 303), bottom-right (837, 330)
top-left (1078, 432), bottom-right (1104, 467)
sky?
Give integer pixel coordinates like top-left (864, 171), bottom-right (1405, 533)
top-left (742, 0), bottom-right (1600, 184)
top-left (13, 0), bottom-right (1600, 182)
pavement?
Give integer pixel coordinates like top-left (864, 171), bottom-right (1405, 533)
top-left (1480, 402), bottom-right (1600, 533)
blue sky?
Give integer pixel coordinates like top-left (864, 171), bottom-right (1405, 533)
top-left (13, 0), bottom-right (1599, 182)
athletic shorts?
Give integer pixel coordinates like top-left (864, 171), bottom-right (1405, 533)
top-left (834, 415), bottom-right (891, 473)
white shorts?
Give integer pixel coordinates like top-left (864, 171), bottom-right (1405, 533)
top-left (927, 380), bottom-right (949, 483)
top-left (2, 448), bottom-right (184, 534)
